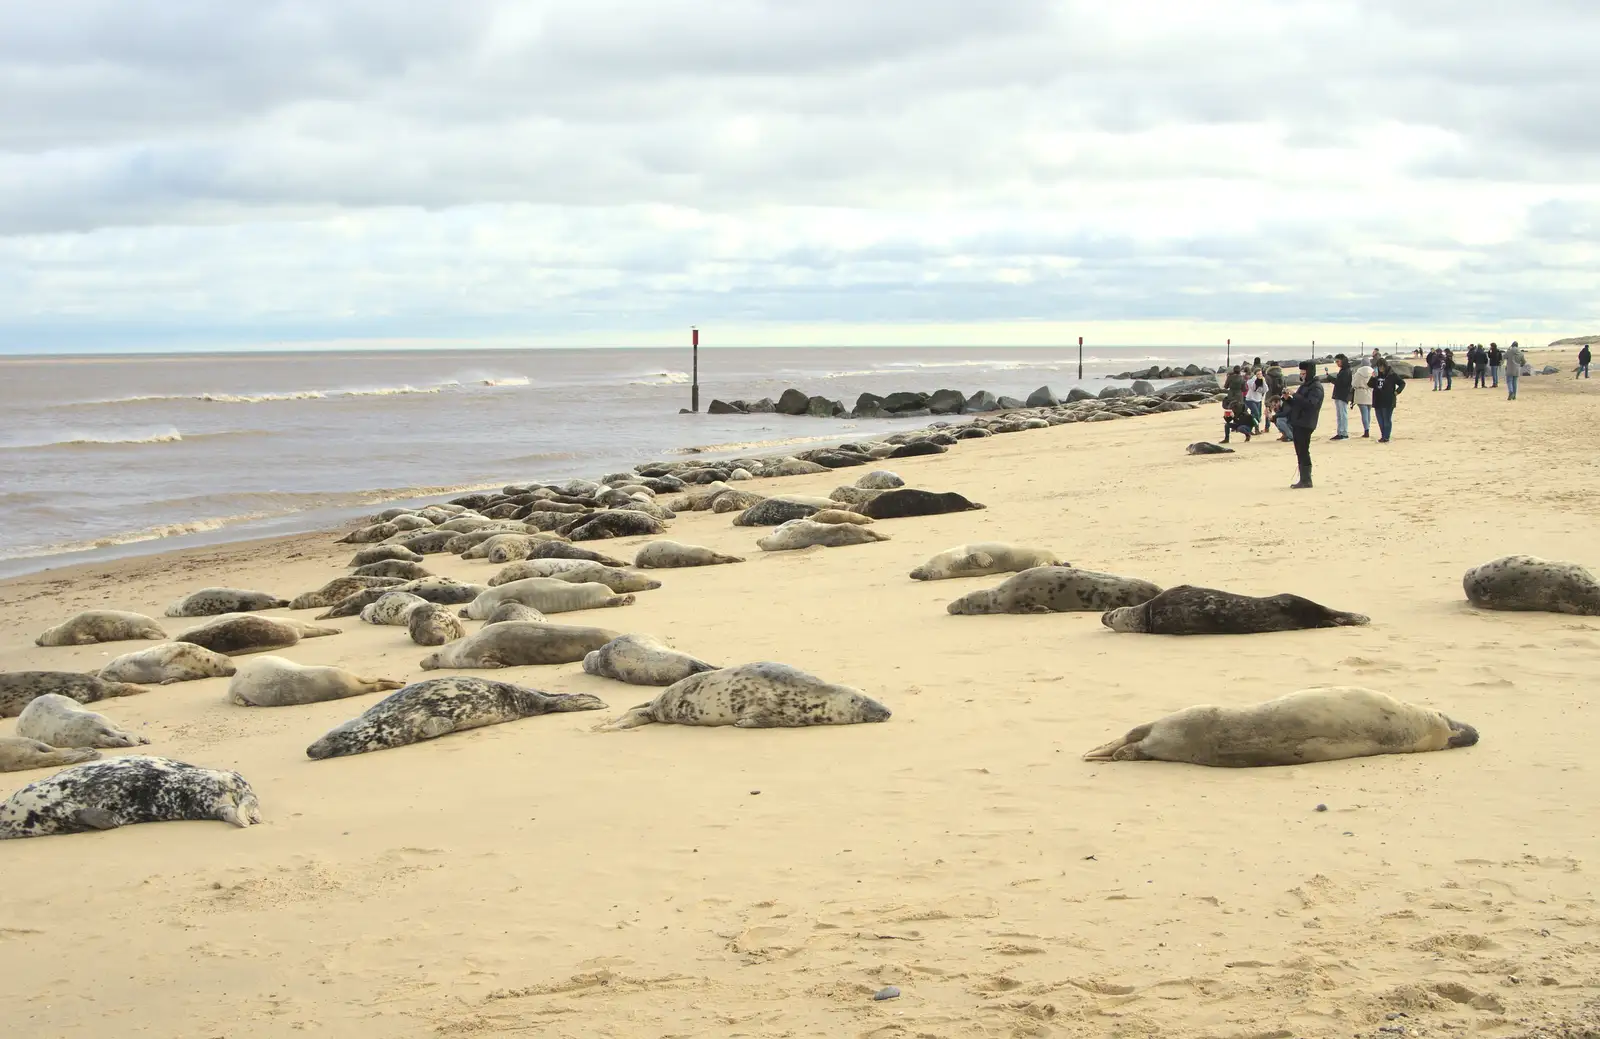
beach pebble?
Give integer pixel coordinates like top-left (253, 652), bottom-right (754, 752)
top-left (873, 986), bottom-right (900, 1001)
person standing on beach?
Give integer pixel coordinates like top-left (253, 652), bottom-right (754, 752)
top-left (1368, 359), bottom-right (1405, 442)
top-left (1244, 367), bottom-right (1267, 428)
top-left (1352, 357), bottom-right (1375, 437)
top-left (1329, 354), bottom-right (1353, 440)
top-left (1505, 341), bottom-right (1525, 400)
top-left (1488, 343), bottom-right (1503, 388)
top-left (1578, 344), bottom-right (1592, 379)
top-left (1225, 365), bottom-right (1246, 399)
top-left (1468, 345), bottom-right (1483, 388)
top-left (1444, 348), bottom-right (1455, 390)
top-left (1283, 360), bottom-right (1324, 489)
top-left (1427, 348), bottom-right (1443, 391)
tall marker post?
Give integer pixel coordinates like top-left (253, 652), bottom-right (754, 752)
top-left (1077, 336), bottom-right (1083, 381)
top-left (1227, 338), bottom-right (1231, 368)
top-left (691, 326), bottom-right (700, 413)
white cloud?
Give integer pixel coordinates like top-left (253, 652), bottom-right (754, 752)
top-left (1, 0), bottom-right (1599, 350)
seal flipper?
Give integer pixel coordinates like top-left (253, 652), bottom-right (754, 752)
top-left (1083, 724), bottom-right (1155, 762)
top-left (962, 551), bottom-right (996, 572)
top-left (418, 716), bottom-right (455, 739)
top-left (542, 692), bottom-right (608, 713)
top-left (596, 703), bottom-right (656, 730)
top-left (73, 807), bottom-right (119, 831)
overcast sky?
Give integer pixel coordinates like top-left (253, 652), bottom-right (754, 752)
top-left (2, 0), bottom-right (1597, 352)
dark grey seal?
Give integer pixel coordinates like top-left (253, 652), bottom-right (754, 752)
top-left (0, 672), bottom-right (149, 718)
top-left (1101, 585), bottom-right (1370, 635)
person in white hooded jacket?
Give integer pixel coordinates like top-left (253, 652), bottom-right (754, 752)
top-left (1352, 361), bottom-right (1375, 438)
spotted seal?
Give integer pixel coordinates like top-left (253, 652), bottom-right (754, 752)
top-left (289, 575), bottom-right (406, 610)
top-left (854, 489), bottom-right (985, 520)
top-left (948, 567), bottom-right (1161, 615)
top-left (1462, 555), bottom-right (1600, 616)
top-left (0, 738), bottom-right (100, 773)
top-left (176, 615), bottom-right (339, 656)
top-left (487, 560), bottom-right (661, 593)
top-left (99, 643), bottom-right (238, 684)
top-left (1083, 686), bottom-right (1479, 767)
top-left (756, 520), bottom-right (890, 552)
top-left (1100, 585), bottom-right (1370, 635)
top-left (227, 655), bottom-right (406, 707)
top-left (582, 634), bottom-right (720, 686)
top-left (16, 693), bottom-right (150, 749)
top-left (523, 542), bottom-right (628, 567)
top-left (856, 470), bottom-right (904, 490)
top-left (0, 756), bottom-right (261, 838)
top-left (350, 559), bottom-right (432, 580)
top-left (347, 544), bottom-right (424, 567)
top-left (419, 622), bottom-right (619, 669)
top-left (305, 677), bottom-right (606, 759)
top-left (163, 588), bottom-right (290, 618)
top-left (360, 592), bottom-right (429, 625)
top-left (599, 662), bottom-right (892, 730)
top-left (35, 610), bottom-right (167, 647)
top-left (0, 672), bottom-right (149, 718)
top-left (408, 603), bottom-right (467, 646)
top-left (1186, 442), bottom-right (1235, 455)
top-left (483, 602), bottom-right (549, 625)
top-left (633, 541), bottom-right (745, 568)
top-left (460, 578), bottom-right (634, 620)
top-left (733, 498), bottom-right (830, 527)
top-left (910, 543), bottom-right (1065, 582)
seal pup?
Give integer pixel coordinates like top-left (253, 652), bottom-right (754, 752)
top-left (0, 756), bottom-right (261, 838)
top-left (757, 520), bottom-right (890, 553)
top-left (582, 634), bottom-right (720, 686)
top-left (420, 622), bottom-right (619, 668)
top-left (16, 694), bottom-right (149, 749)
top-left (856, 470), bottom-right (904, 490)
top-left (483, 603), bottom-right (548, 625)
top-left (855, 489), bottom-right (985, 520)
top-left (99, 643), bottom-right (238, 684)
top-left (305, 678), bottom-right (607, 759)
top-left (350, 560), bottom-right (432, 580)
top-left (228, 655), bottom-right (406, 707)
top-left (163, 588), bottom-right (290, 618)
top-left (360, 591), bottom-right (429, 625)
top-left (1083, 686), bottom-right (1478, 767)
top-left (599, 662), bottom-right (892, 730)
top-left (0, 672), bottom-right (149, 718)
top-left (948, 567), bottom-right (1161, 614)
top-left (347, 544), bottom-right (424, 567)
top-left (911, 543), bottom-right (1065, 582)
top-left (408, 603), bottom-right (467, 646)
top-left (289, 575), bottom-right (405, 610)
top-left (809, 509), bottom-right (874, 526)
top-left (1186, 442), bottom-right (1235, 455)
top-left (1101, 585), bottom-right (1370, 635)
top-left (176, 615), bottom-right (339, 656)
top-left (634, 541), bottom-right (745, 568)
top-left (1462, 555), bottom-right (1600, 616)
top-left (35, 610), bottom-right (167, 647)
top-left (0, 738), bottom-right (100, 773)
top-left (460, 578), bottom-right (635, 620)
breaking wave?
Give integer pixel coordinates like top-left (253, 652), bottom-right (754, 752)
top-left (630, 370), bottom-right (692, 386)
top-left (0, 429), bottom-right (265, 451)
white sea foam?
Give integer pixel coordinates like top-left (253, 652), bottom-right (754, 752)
top-left (629, 370), bottom-right (692, 386)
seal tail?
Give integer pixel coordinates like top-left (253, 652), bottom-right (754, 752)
top-left (1082, 724), bottom-right (1154, 762)
top-left (594, 703), bottom-right (656, 730)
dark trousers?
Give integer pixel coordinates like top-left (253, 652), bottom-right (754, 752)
top-left (1376, 407), bottom-right (1394, 440)
top-left (1292, 426), bottom-right (1312, 470)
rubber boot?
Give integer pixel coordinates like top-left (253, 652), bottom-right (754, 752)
top-left (1290, 463), bottom-right (1312, 489)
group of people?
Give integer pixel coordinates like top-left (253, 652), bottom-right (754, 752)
top-left (1425, 342), bottom-right (1528, 399)
top-left (1220, 352), bottom-right (1406, 489)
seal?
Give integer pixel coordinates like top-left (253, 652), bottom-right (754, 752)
top-left (947, 566), bottom-right (1160, 614)
top-left (1082, 686), bottom-right (1479, 767)
top-left (582, 633), bottom-right (720, 686)
top-left (484, 602), bottom-right (548, 625)
top-left (889, 440), bottom-right (946, 458)
top-left (910, 543), bottom-right (1065, 582)
top-left (634, 541), bottom-right (745, 568)
top-left (856, 470), bottom-right (904, 490)
top-left (809, 509), bottom-right (875, 526)
top-left (710, 490), bottom-right (765, 514)
top-left (305, 677), bottom-right (607, 759)
top-left (487, 560), bottom-right (660, 593)
top-left (0, 672), bottom-right (148, 718)
top-left (408, 603), bottom-right (467, 646)
top-left (460, 578), bottom-right (635, 620)
top-left (733, 498), bottom-right (829, 527)
top-left (99, 643), bottom-right (238, 684)
top-left (164, 588), bottom-right (291, 618)
top-left (419, 622), bottom-right (620, 669)
top-left (35, 610), bottom-right (167, 647)
top-left (0, 738), bottom-right (99, 773)
top-left (360, 591), bottom-right (429, 625)
top-left (756, 520), bottom-right (890, 552)
top-left (598, 662), bottom-right (892, 730)
top-left (1462, 555), bottom-right (1600, 616)
top-left (228, 655), bottom-right (406, 707)
top-left (351, 560), bottom-right (432, 580)
top-left (337, 521), bottom-right (399, 544)
top-left (16, 694), bottom-right (150, 749)
top-left (563, 511), bottom-right (664, 541)
top-left (1100, 584), bottom-right (1370, 635)
top-left (855, 489), bottom-right (985, 520)
top-left (525, 542), bottom-right (628, 567)
top-left (0, 756), bottom-right (262, 838)
top-left (176, 615), bottom-right (339, 656)
top-left (347, 544), bottom-right (424, 567)
top-left (1186, 442), bottom-right (1235, 455)
top-left (288, 575), bottom-right (405, 610)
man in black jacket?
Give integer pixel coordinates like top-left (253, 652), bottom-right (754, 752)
top-left (1284, 360), bottom-right (1323, 489)
top-left (1329, 354), bottom-right (1353, 441)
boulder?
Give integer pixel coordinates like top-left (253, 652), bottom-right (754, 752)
top-left (1065, 387), bottom-right (1095, 403)
top-left (1159, 375), bottom-right (1221, 395)
top-left (805, 395), bottom-right (845, 418)
top-left (882, 391), bottom-right (931, 414)
top-left (1182, 364), bottom-right (1203, 376)
top-left (1542, 364), bottom-right (1560, 375)
top-left (1131, 380), bottom-right (1155, 396)
top-left (1200, 367), bottom-right (1216, 375)
top-left (854, 392), bottom-right (886, 414)
top-left (776, 389), bottom-right (810, 415)
top-left (707, 399), bottom-right (745, 415)
top-left (1410, 366), bottom-right (1430, 380)
top-left (928, 388), bottom-right (967, 415)
top-left (1099, 386), bottom-right (1134, 400)
top-left (745, 398), bottom-right (777, 414)
top-left (1026, 385), bottom-right (1059, 408)
top-left (996, 396), bottom-right (1027, 410)
top-left (965, 390), bottom-right (1000, 412)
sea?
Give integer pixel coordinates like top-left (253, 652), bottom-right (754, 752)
top-left (0, 345), bottom-right (1242, 578)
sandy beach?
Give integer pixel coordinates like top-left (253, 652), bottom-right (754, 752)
top-left (3, 351), bottom-right (1598, 1039)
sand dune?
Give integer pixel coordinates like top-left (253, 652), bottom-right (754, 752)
top-left (1, 352), bottom-right (1597, 1037)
